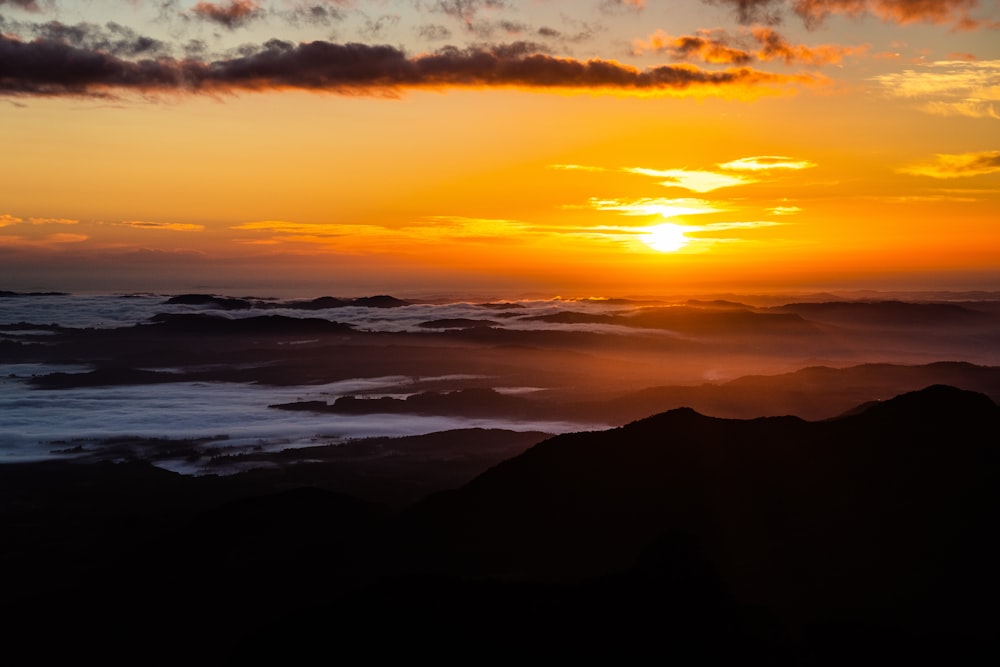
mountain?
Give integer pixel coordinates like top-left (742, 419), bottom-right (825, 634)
top-left (4, 385), bottom-right (996, 665)
top-left (353, 385), bottom-right (998, 661)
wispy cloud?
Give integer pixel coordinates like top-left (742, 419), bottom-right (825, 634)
top-left (791, 0), bottom-right (992, 29)
top-left (625, 167), bottom-right (755, 192)
top-left (548, 164), bottom-right (610, 173)
top-left (0, 214), bottom-right (80, 227)
top-left (554, 155), bottom-right (815, 194)
top-left (719, 155), bottom-right (817, 171)
top-left (231, 217), bottom-right (532, 251)
top-left (188, 1), bottom-right (265, 30)
top-left (706, 0), bottom-right (993, 30)
top-left (633, 27), bottom-right (866, 66)
top-left (584, 197), bottom-right (726, 218)
top-left (600, 0), bottom-right (647, 13)
top-left (115, 221), bottom-right (206, 232)
top-left (0, 0), bottom-right (42, 11)
top-left (898, 150), bottom-right (1000, 178)
top-left (0, 232), bottom-right (89, 247)
top-left (416, 216), bottom-right (531, 242)
top-left (873, 60), bottom-right (1000, 120)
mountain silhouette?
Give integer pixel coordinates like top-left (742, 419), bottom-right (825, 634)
top-left (4, 385), bottom-right (996, 665)
top-left (356, 385), bottom-right (998, 661)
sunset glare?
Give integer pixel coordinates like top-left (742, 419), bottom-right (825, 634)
top-left (642, 223), bottom-right (691, 252)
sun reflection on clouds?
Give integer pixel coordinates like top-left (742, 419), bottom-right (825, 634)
top-left (625, 167), bottom-right (755, 192)
top-left (584, 197), bottom-right (726, 218)
top-left (718, 156), bottom-right (818, 171)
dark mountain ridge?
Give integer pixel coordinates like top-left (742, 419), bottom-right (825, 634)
top-left (348, 385), bottom-right (999, 659)
top-left (3, 385), bottom-right (997, 665)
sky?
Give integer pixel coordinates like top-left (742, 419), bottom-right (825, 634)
top-left (1, 0), bottom-right (998, 298)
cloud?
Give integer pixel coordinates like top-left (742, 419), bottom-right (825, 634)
top-left (0, 36), bottom-right (823, 98)
top-left (548, 164), bottom-right (610, 172)
top-left (625, 167), bottom-right (755, 192)
top-left (45, 232), bottom-right (88, 243)
top-left (751, 27), bottom-right (866, 64)
top-left (418, 24), bottom-right (453, 41)
top-left (284, 4), bottom-right (349, 27)
top-left (11, 20), bottom-right (172, 58)
top-left (791, 0), bottom-right (986, 29)
top-left (768, 205), bottom-right (803, 214)
top-left (361, 14), bottom-right (401, 39)
top-left (705, 0), bottom-right (990, 29)
top-left (705, 0), bottom-right (785, 25)
top-left (600, 0), bottom-right (647, 12)
top-left (416, 216), bottom-right (530, 242)
top-left (0, 231), bottom-right (88, 247)
top-left (115, 221), bottom-right (206, 232)
top-left (1, 213), bottom-right (24, 227)
top-left (28, 217), bottom-right (78, 224)
top-left (232, 220), bottom-right (365, 235)
top-left (698, 220), bottom-right (783, 230)
top-left (231, 217), bottom-right (535, 252)
top-left (632, 27), bottom-right (865, 66)
top-left (431, 0), bottom-right (508, 30)
top-left (873, 60), bottom-right (1000, 119)
top-left (0, 0), bottom-right (42, 11)
top-left (189, 1), bottom-right (265, 29)
top-left (632, 29), bottom-right (755, 64)
top-left (719, 155), bottom-right (817, 170)
top-left (898, 150), bottom-right (1000, 178)
top-left (231, 219), bottom-right (393, 252)
top-left (585, 197), bottom-right (725, 218)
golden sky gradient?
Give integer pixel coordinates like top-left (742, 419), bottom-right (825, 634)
top-left (1, 0), bottom-right (997, 296)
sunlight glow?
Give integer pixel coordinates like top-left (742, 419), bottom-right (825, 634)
top-left (641, 223), bottom-right (690, 252)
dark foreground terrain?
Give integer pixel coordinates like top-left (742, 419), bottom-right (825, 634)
top-left (2, 384), bottom-right (997, 665)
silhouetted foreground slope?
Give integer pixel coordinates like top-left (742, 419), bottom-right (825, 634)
top-left (5, 386), bottom-right (997, 665)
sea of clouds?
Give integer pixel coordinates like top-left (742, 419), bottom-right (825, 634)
top-left (0, 292), bottom-right (665, 334)
top-left (0, 292), bottom-right (655, 470)
top-left (0, 368), bottom-right (602, 470)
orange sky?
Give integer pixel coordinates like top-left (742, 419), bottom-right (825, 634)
top-left (1, 1), bottom-right (997, 297)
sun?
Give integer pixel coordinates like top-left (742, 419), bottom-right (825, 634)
top-left (641, 223), bottom-right (689, 252)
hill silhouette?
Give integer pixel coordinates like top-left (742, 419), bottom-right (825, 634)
top-left (3, 385), bottom-right (997, 665)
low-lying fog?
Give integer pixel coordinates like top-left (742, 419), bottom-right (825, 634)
top-left (2, 290), bottom-right (998, 472)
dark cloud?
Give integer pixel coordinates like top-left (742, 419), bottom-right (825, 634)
top-left (431, 0), bottom-right (508, 30)
top-left (189, 1), bottom-right (265, 29)
top-left (706, 0), bottom-right (784, 25)
top-left (284, 4), bottom-right (348, 27)
top-left (751, 27), bottom-right (863, 63)
top-left (465, 19), bottom-right (531, 39)
top-left (634, 29), bottom-right (755, 64)
top-left (0, 35), bottom-right (819, 97)
top-left (633, 27), bottom-right (863, 65)
top-left (361, 15), bottom-right (400, 39)
top-left (183, 39), bottom-right (211, 58)
top-left (792, 0), bottom-right (981, 27)
top-left (428, 0), bottom-right (508, 39)
top-left (418, 24), bottom-right (452, 41)
top-left (26, 21), bottom-right (171, 58)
